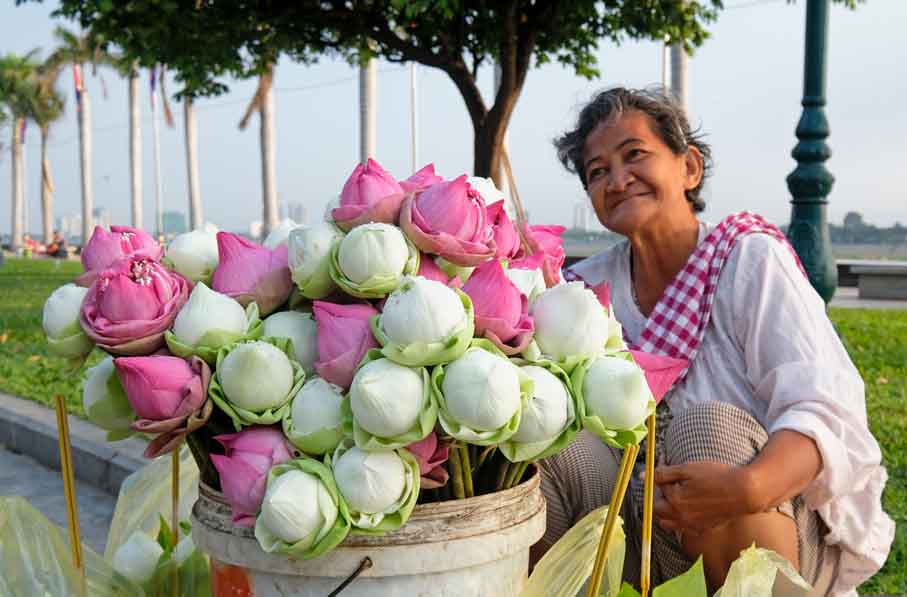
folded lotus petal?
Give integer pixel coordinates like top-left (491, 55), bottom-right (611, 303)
top-left (332, 192), bottom-right (407, 232)
top-left (488, 200), bottom-right (521, 260)
top-left (401, 197), bottom-right (495, 267)
top-left (81, 258), bottom-right (189, 355)
top-left (340, 158), bottom-right (404, 208)
top-left (234, 260), bottom-right (293, 316)
top-left (516, 224), bottom-right (566, 288)
top-left (420, 463), bottom-right (450, 489)
top-left (628, 349), bottom-right (689, 404)
top-left (138, 399), bottom-right (214, 458)
top-left (509, 251), bottom-right (545, 272)
top-left (82, 225), bottom-right (163, 275)
top-left (416, 254), bottom-right (453, 285)
top-left (116, 355), bottom-right (210, 421)
top-left (400, 163), bottom-right (443, 193)
top-left (463, 259), bottom-right (532, 345)
top-left (483, 320), bottom-right (535, 356)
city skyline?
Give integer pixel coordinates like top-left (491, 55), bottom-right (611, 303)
top-left (2, 0), bottom-right (906, 240)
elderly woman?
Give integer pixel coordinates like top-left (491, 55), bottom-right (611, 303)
top-left (536, 87), bottom-right (893, 595)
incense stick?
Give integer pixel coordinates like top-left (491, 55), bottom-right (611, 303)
top-left (54, 394), bottom-right (83, 573)
top-left (641, 414), bottom-right (657, 597)
top-left (171, 445), bottom-right (180, 596)
top-left (587, 444), bottom-right (638, 597)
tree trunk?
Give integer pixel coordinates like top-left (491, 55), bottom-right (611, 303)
top-left (359, 59), bottom-right (377, 163)
top-left (10, 118), bottom-right (23, 252)
top-left (259, 70), bottom-right (278, 237)
top-left (670, 42), bottom-right (688, 112)
top-left (40, 126), bottom-right (54, 244)
top-left (78, 87), bottom-right (94, 245)
top-left (129, 69), bottom-right (143, 229)
top-left (184, 98), bottom-right (203, 230)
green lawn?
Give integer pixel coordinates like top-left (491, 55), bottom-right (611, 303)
top-left (0, 257), bottom-right (903, 592)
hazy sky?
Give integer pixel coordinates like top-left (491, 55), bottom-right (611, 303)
top-left (2, 0), bottom-right (905, 237)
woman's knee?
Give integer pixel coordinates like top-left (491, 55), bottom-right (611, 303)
top-left (664, 401), bottom-right (768, 468)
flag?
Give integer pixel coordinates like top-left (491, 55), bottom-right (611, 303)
top-left (150, 65), bottom-right (157, 111)
top-left (72, 64), bottom-right (83, 108)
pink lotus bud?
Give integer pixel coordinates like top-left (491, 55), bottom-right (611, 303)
top-left (400, 163), bottom-right (443, 193)
top-left (513, 224), bottom-right (567, 288)
top-left (406, 432), bottom-right (449, 489)
top-left (115, 355), bottom-right (213, 457)
top-left (78, 225), bottom-right (163, 286)
top-left (487, 200), bottom-right (520, 260)
top-left (590, 281), bottom-right (611, 310)
top-left (81, 257), bottom-right (190, 355)
top-left (462, 260), bottom-right (534, 355)
top-left (628, 350), bottom-right (689, 404)
top-left (399, 175), bottom-right (496, 267)
top-left (210, 426), bottom-right (293, 527)
top-left (211, 232), bottom-right (292, 316)
top-left (312, 301), bottom-right (380, 389)
top-left (331, 158), bottom-right (406, 231)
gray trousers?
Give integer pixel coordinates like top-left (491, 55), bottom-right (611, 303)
top-left (538, 400), bottom-right (840, 594)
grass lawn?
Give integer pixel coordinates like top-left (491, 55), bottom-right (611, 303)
top-left (0, 257), bottom-right (903, 592)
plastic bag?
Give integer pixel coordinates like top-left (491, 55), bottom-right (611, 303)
top-left (521, 505), bottom-right (626, 597)
top-left (105, 445), bottom-right (200, 560)
top-left (0, 496), bottom-right (141, 596)
top-left (714, 545), bottom-right (812, 597)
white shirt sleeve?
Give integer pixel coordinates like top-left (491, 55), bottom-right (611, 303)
top-left (729, 235), bottom-right (882, 510)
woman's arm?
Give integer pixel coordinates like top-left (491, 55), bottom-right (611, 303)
top-left (744, 429), bottom-right (822, 512)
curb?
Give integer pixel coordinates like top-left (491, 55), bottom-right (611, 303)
top-left (0, 391), bottom-right (145, 496)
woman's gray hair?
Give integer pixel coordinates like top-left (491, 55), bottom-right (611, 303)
top-left (554, 86), bottom-right (713, 212)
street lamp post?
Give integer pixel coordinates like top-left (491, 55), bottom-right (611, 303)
top-left (786, 0), bottom-right (837, 304)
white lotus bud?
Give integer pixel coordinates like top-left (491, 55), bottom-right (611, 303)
top-left (505, 267), bottom-right (546, 303)
top-left (291, 378), bottom-right (344, 436)
top-left (338, 223), bottom-right (410, 284)
top-left (334, 447), bottom-right (407, 514)
top-left (442, 349), bottom-right (521, 431)
top-left (172, 535), bottom-right (196, 567)
top-left (288, 222), bottom-right (342, 289)
top-left (172, 282), bottom-right (248, 347)
top-left (263, 219), bottom-right (299, 249)
top-left (165, 228), bottom-right (220, 282)
top-left (531, 282), bottom-right (611, 360)
top-left (112, 531), bottom-right (164, 584)
top-left (219, 341), bottom-right (294, 411)
top-left (259, 469), bottom-right (338, 546)
top-left (380, 277), bottom-right (466, 345)
top-left (467, 176), bottom-right (514, 218)
top-left (350, 359), bottom-right (423, 437)
top-left (83, 356), bottom-right (134, 431)
top-left (583, 356), bottom-right (651, 430)
top-left (263, 311), bottom-right (318, 373)
top-left (42, 283), bottom-right (88, 339)
top-left (512, 365), bottom-right (571, 443)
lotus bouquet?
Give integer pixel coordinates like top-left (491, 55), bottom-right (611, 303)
top-left (43, 158), bottom-right (681, 561)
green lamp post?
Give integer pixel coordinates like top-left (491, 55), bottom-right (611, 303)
top-left (786, 0), bottom-right (838, 304)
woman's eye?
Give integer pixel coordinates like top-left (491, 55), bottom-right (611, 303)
top-left (626, 148), bottom-right (645, 160)
top-left (588, 167), bottom-right (607, 181)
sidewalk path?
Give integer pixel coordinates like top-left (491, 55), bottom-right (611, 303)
top-left (0, 443), bottom-right (116, 554)
top-left (830, 286), bottom-right (907, 310)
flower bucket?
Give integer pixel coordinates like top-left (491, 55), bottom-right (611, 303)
top-left (192, 469), bottom-right (546, 596)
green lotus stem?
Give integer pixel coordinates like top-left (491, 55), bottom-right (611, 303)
top-left (448, 447), bottom-right (466, 500)
top-left (495, 457), bottom-right (510, 492)
top-left (459, 445), bottom-right (474, 498)
top-left (507, 462), bottom-right (530, 489)
top-left (502, 462), bottom-right (518, 489)
top-left (475, 446), bottom-right (495, 472)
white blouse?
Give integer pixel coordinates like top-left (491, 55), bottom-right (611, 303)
top-left (568, 223), bottom-right (894, 596)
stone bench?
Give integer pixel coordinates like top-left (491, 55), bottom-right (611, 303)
top-left (851, 263), bottom-right (907, 300)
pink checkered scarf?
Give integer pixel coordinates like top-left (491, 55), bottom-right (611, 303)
top-left (566, 211), bottom-right (805, 387)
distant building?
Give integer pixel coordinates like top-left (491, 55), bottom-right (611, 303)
top-left (92, 207), bottom-right (111, 230)
top-left (163, 211), bottom-right (187, 236)
top-left (573, 200), bottom-right (597, 232)
top-left (57, 214), bottom-right (82, 241)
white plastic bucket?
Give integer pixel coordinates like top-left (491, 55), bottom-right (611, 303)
top-left (192, 471), bottom-right (546, 596)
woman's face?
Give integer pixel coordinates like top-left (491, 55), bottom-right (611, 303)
top-left (582, 110), bottom-right (702, 236)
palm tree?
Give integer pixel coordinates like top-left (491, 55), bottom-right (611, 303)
top-left (239, 62), bottom-right (278, 238)
top-left (0, 51), bottom-right (40, 252)
top-left (106, 52), bottom-right (144, 230)
top-left (32, 59), bottom-right (66, 244)
top-left (49, 26), bottom-right (112, 245)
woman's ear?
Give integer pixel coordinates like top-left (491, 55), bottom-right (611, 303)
top-left (683, 146), bottom-right (704, 191)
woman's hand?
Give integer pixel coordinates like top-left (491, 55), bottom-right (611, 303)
top-left (651, 461), bottom-right (759, 535)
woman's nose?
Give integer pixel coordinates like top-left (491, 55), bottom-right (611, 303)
top-left (605, 166), bottom-right (633, 193)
